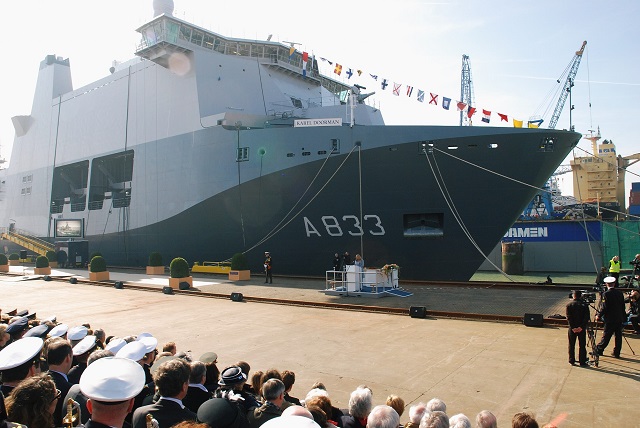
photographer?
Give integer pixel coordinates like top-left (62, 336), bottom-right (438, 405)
top-left (625, 290), bottom-right (640, 334)
top-left (596, 276), bottom-right (626, 358)
top-left (566, 290), bottom-right (590, 366)
top-left (631, 254), bottom-right (640, 276)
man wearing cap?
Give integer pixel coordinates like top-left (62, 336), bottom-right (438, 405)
top-left (68, 335), bottom-right (97, 384)
top-left (138, 335), bottom-right (158, 389)
top-left (80, 357), bottom-right (146, 428)
top-left (5, 317), bottom-right (29, 343)
top-left (68, 326), bottom-right (88, 348)
top-left (0, 337), bottom-right (44, 420)
top-left (63, 349), bottom-right (115, 426)
top-left (46, 339), bottom-right (74, 426)
top-left (264, 252), bottom-right (273, 284)
top-left (596, 276), bottom-right (627, 358)
top-left (132, 358), bottom-right (196, 428)
top-left (23, 323), bottom-right (49, 339)
top-left (116, 341), bottom-right (154, 417)
top-left (248, 379), bottom-right (286, 428)
top-left (197, 397), bottom-right (251, 428)
top-left (48, 323), bottom-right (69, 339)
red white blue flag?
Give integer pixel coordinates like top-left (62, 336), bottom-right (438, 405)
top-left (393, 83), bottom-right (401, 96)
top-left (302, 52), bottom-right (308, 77)
top-left (482, 109), bottom-right (491, 123)
top-left (442, 97), bottom-right (451, 110)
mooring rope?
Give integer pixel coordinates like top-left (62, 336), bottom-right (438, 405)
top-left (424, 147), bottom-right (517, 282)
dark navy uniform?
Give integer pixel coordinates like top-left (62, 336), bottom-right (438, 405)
top-left (264, 253), bottom-right (272, 284)
top-left (566, 297), bottom-right (590, 365)
top-left (597, 283), bottom-right (626, 357)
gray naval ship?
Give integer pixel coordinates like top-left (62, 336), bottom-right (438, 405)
top-left (0, 4), bottom-right (581, 281)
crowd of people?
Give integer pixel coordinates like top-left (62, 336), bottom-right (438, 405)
top-left (0, 309), bottom-right (565, 428)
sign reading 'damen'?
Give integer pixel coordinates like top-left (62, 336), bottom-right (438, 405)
top-left (294, 118), bottom-right (342, 127)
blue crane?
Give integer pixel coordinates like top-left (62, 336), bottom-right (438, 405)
top-left (547, 41), bottom-right (587, 130)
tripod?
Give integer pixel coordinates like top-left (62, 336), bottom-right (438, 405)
top-left (586, 289), bottom-right (605, 367)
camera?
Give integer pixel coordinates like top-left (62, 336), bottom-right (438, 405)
top-left (568, 289), bottom-right (596, 304)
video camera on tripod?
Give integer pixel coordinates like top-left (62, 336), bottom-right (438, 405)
top-left (568, 289), bottom-right (597, 304)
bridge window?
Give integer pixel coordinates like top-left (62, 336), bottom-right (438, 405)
top-left (403, 213), bottom-right (444, 238)
top-left (237, 147), bottom-right (249, 162)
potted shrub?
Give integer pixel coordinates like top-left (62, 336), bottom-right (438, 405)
top-left (34, 255), bottom-right (51, 275)
top-left (8, 253), bottom-right (20, 266)
top-left (89, 255), bottom-right (110, 281)
top-left (146, 252), bottom-right (165, 275)
top-left (46, 250), bottom-right (58, 268)
top-left (169, 257), bottom-right (192, 290)
top-left (56, 250), bottom-right (68, 268)
top-left (0, 254), bottom-right (8, 272)
top-left (229, 253), bottom-right (250, 281)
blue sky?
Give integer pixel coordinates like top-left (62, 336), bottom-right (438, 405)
top-left (2, 0), bottom-right (639, 198)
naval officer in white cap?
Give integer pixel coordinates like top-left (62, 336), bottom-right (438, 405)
top-left (0, 337), bottom-right (44, 420)
top-left (79, 357), bottom-right (145, 428)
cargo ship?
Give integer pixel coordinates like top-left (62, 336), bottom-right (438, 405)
top-left (479, 131), bottom-right (640, 274)
top-left (0, 3), bottom-right (581, 281)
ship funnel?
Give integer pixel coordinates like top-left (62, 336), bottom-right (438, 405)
top-left (153, 0), bottom-right (174, 17)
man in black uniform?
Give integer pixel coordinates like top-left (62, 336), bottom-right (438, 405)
top-left (342, 252), bottom-right (351, 269)
top-left (566, 290), bottom-right (590, 366)
top-left (264, 251), bottom-right (272, 284)
top-left (596, 276), bottom-right (627, 358)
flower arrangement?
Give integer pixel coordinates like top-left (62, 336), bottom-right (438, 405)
top-left (381, 263), bottom-right (400, 276)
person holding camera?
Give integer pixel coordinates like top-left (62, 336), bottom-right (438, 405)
top-left (596, 276), bottom-right (626, 358)
top-left (625, 290), bottom-right (640, 334)
top-left (566, 290), bottom-right (590, 366)
top-left (631, 254), bottom-right (640, 280)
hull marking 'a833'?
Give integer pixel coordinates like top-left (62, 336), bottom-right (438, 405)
top-left (303, 215), bottom-right (386, 237)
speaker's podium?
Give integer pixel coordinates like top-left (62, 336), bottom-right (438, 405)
top-left (345, 265), bottom-right (362, 292)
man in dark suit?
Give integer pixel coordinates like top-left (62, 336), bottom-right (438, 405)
top-left (46, 339), bottom-right (74, 426)
top-left (183, 361), bottom-right (212, 413)
top-left (566, 290), bottom-right (590, 366)
top-left (132, 358), bottom-right (196, 428)
top-left (596, 276), bottom-right (627, 358)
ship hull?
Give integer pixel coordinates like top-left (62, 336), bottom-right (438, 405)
top-left (57, 125), bottom-right (578, 281)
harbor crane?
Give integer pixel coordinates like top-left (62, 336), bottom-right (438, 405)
top-left (547, 41), bottom-right (587, 130)
top-left (459, 54), bottom-right (475, 126)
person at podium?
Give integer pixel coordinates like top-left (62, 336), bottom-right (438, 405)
top-left (354, 254), bottom-right (365, 285)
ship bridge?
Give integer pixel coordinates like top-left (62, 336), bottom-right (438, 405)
top-left (134, 14), bottom-right (352, 100)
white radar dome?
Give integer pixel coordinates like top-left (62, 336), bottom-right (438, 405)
top-left (153, 0), bottom-right (174, 17)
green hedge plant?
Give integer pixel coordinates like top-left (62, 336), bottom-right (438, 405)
top-left (0, 254), bottom-right (8, 265)
top-left (148, 252), bottom-right (163, 267)
top-left (9, 253), bottom-right (19, 261)
top-left (170, 257), bottom-right (190, 278)
top-left (36, 255), bottom-right (50, 268)
top-left (90, 256), bottom-right (107, 273)
top-left (46, 250), bottom-right (57, 262)
top-left (231, 253), bottom-right (248, 270)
